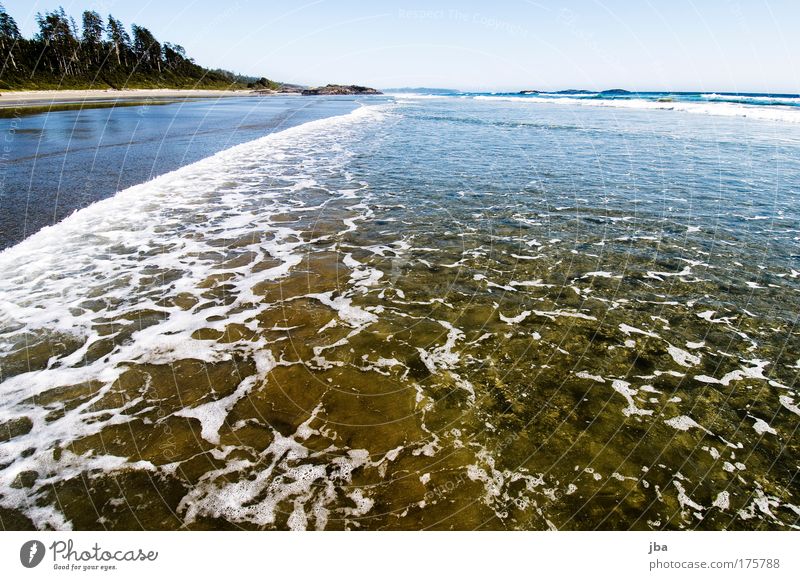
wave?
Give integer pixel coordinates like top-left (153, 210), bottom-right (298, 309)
top-left (0, 103), bottom-right (387, 529)
top-left (0, 105), bottom-right (381, 261)
top-left (700, 93), bottom-right (800, 106)
top-left (472, 94), bottom-right (800, 123)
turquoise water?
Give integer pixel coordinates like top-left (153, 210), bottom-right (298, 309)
top-left (0, 93), bottom-right (798, 530)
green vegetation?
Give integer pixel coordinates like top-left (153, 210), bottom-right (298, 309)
top-left (0, 4), bottom-right (254, 91)
top-left (248, 77), bottom-right (283, 91)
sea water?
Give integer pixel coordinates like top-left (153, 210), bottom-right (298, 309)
top-left (0, 96), bottom-right (359, 249)
top-left (0, 93), bottom-right (798, 530)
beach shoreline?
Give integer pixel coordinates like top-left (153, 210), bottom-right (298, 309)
top-left (0, 88), bottom-right (287, 109)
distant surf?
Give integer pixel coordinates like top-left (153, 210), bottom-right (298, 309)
top-left (387, 89), bottom-right (800, 123)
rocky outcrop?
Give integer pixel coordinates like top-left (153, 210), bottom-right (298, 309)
top-left (276, 83), bottom-right (305, 94)
top-left (251, 83), bottom-right (304, 95)
top-left (301, 84), bottom-right (382, 95)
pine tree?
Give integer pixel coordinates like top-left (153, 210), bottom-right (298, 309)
top-left (80, 11), bottom-right (103, 70)
top-left (0, 3), bottom-right (21, 69)
top-left (106, 15), bottom-right (130, 66)
top-left (0, 4), bottom-right (247, 90)
top-left (131, 24), bottom-right (162, 73)
top-left (36, 8), bottom-right (80, 75)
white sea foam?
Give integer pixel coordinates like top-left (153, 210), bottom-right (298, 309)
top-left (179, 407), bottom-right (376, 530)
top-left (673, 480), bottom-right (705, 514)
top-left (472, 94), bottom-right (800, 123)
top-left (619, 323), bottom-right (660, 339)
top-left (779, 395), bottom-right (800, 417)
top-left (611, 379), bottom-right (653, 417)
top-left (694, 359), bottom-right (784, 388)
top-left (667, 345), bottom-right (701, 368)
top-left (576, 371), bottom-right (605, 383)
top-left (0, 103), bottom-right (388, 528)
top-left (176, 349), bottom-right (277, 444)
top-left (499, 310), bottom-right (531, 324)
top-left (701, 93), bottom-right (800, 106)
top-left (751, 417), bottom-right (777, 436)
top-left (665, 415), bottom-right (709, 432)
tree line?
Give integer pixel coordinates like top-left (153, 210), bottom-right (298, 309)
top-left (0, 4), bottom-right (253, 90)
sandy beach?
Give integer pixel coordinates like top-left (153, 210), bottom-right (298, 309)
top-left (0, 88), bottom-right (256, 108)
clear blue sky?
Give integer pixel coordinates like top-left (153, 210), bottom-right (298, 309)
top-left (4, 0), bottom-right (799, 93)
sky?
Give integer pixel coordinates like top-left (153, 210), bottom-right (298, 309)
top-left (4, 0), bottom-right (800, 93)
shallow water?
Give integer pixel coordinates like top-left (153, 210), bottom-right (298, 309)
top-left (0, 96), bottom-right (798, 530)
top-left (0, 96), bottom-right (360, 249)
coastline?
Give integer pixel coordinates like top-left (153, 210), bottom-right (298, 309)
top-left (0, 88), bottom-right (272, 109)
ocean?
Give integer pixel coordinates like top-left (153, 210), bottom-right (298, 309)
top-left (0, 91), bottom-right (798, 530)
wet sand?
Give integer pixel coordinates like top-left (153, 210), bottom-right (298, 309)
top-left (0, 89), bottom-right (259, 109)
